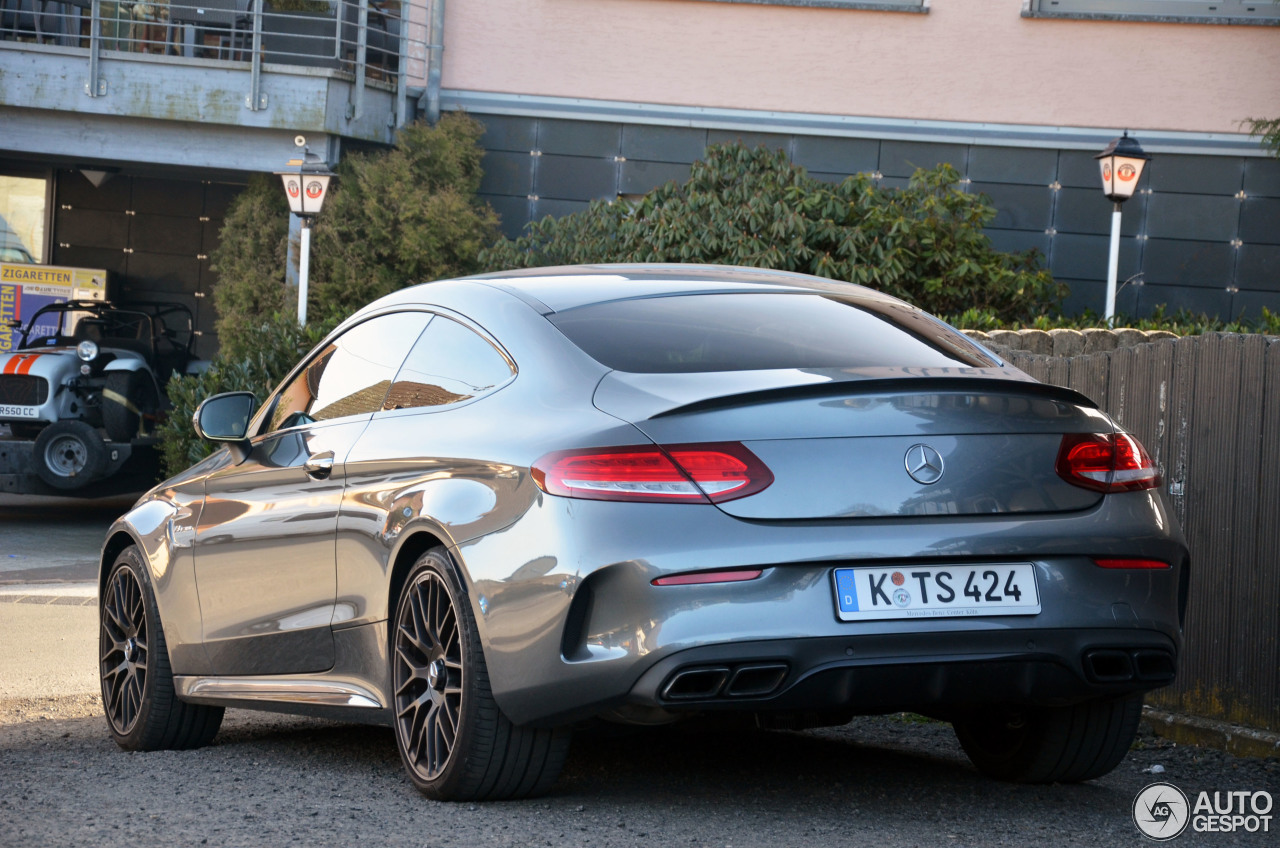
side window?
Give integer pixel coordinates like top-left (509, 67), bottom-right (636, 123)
top-left (267, 312), bottom-right (431, 432)
top-left (383, 316), bottom-right (514, 411)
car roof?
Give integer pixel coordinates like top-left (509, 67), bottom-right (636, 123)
top-left (453, 264), bottom-right (895, 314)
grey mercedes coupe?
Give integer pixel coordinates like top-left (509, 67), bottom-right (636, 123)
top-left (98, 265), bottom-right (1187, 800)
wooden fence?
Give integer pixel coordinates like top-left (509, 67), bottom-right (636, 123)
top-left (1000, 334), bottom-right (1280, 732)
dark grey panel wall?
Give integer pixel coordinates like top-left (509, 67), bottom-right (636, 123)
top-left (474, 113), bottom-right (1280, 321)
top-left (52, 170), bottom-right (246, 352)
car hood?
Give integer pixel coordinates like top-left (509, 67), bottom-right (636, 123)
top-left (0, 345), bottom-right (147, 372)
top-left (0, 348), bottom-right (77, 378)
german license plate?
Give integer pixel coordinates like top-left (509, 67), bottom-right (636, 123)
top-left (0, 405), bottom-right (39, 419)
top-left (832, 563), bottom-right (1040, 622)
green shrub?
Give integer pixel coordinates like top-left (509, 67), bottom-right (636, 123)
top-left (208, 174), bottom-right (292, 347)
top-left (157, 313), bottom-right (338, 477)
top-left (1246, 117), bottom-right (1280, 158)
top-left (309, 114), bottom-right (499, 322)
top-left (480, 144), bottom-right (1066, 323)
top-left (209, 114), bottom-right (498, 354)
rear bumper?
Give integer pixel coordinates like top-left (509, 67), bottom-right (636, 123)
top-left (624, 627), bottom-right (1178, 719)
top-left (458, 491), bottom-right (1187, 726)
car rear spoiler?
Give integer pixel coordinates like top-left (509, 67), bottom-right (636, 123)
top-left (647, 376), bottom-right (1100, 420)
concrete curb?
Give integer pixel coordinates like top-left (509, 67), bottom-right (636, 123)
top-left (0, 582), bottom-right (97, 607)
top-left (1144, 707), bottom-right (1280, 759)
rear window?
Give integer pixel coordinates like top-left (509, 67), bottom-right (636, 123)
top-left (547, 292), bottom-right (999, 373)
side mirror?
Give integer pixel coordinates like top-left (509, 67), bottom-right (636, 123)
top-left (193, 392), bottom-right (257, 463)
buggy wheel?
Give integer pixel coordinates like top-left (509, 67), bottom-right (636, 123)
top-left (33, 420), bottom-right (106, 490)
top-left (104, 370), bottom-right (158, 442)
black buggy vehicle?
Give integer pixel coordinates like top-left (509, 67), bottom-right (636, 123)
top-left (0, 300), bottom-right (204, 492)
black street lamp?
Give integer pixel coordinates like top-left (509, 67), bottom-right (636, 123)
top-left (1094, 133), bottom-right (1151, 323)
top-left (276, 139), bottom-right (335, 326)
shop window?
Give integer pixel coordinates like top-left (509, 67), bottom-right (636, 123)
top-left (0, 172), bottom-right (49, 264)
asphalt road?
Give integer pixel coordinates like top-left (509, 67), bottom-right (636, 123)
top-left (0, 502), bottom-right (1276, 847)
top-left (0, 492), bottom-right (133, 584)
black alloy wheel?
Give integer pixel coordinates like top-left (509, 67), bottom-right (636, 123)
top-left (100, 562), bottom-right (150, 736)
top-left (392, 548), bottom-right (571, 801)
top-left (394, 565), bottom-right (465, 783)
top-left (99, 546), bottom-right (223, 751)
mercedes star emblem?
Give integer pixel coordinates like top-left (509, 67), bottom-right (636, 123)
top-left (905, 444), bottom-right (945, 485)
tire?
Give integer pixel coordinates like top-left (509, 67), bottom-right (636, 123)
top-left (7, 422), bottom-right (43, 439)
top-left (392, 547), bottom-right (571, 801)
top-left (33, 420), bottom-right (107, 490)
top-left (99, 545), bottom-right (224, 751)
top-left (953, 693), bottom-right (1144, 783)
top-left (103, 370), bottom-right (158, 442)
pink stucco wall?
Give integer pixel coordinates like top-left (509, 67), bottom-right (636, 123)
top-left (442, 0), bottom-right (1279, 134)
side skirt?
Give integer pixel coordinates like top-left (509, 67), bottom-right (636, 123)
top-left (174, 619), bottom-right (393, 727)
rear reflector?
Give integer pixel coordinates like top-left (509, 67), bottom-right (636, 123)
top-left (1056, 432), bottom-right (1161, 493)
top-left (1093, 558), bottom-right (1170, 570)
top-left (652, 569), bottom-right (764, 586)
top-left (532, 443), bottom-right (773, 503)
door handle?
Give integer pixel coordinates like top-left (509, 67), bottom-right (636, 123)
top-left (304, 451), bottom-right (335, 479)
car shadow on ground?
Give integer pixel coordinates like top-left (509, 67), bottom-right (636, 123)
top-left (8, 707), bottom-right (1258, 846)
top-left (165, 710), bottom-right (1125, 808)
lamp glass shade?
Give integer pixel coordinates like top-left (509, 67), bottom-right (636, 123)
top-left (1098, 154), bottom-right (1148, 202)
top-left (280, 173), bottom-right (305, 215)
top-left (299, 173), bottom-right (331, 216)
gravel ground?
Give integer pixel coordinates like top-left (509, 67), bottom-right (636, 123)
top-left (0, 695), bottom-right (1274, 848)
top-left (0, 596), bottom-right (1275, 846)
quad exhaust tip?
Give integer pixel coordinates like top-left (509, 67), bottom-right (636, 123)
top-left (662, 663), bottom-right (789, 701)
top-left (1082, 648), bottom-right (1175, 684)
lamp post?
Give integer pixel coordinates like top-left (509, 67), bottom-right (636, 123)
top-left (276, 141), bottom-right (334, 326)
top-left (1094, 132), bottom-right (1150, 324)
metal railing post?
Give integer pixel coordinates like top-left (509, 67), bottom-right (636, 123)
top-left (246, 0), bottom-right (266, 110)
top-left (424, 0), bottom-right (443, 124)
top-left (395, 0), bottom-right (410, 128)
top-left (84, 0), bottom-right (106, 96)
top-left (351, 0), bottom-right (368, 121)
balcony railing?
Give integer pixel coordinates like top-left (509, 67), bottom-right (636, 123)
top-left (0, 0), bottom-right (431, 127)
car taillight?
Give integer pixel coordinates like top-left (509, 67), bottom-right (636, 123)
top-left (1056, 432), bottom-right (1161, 493)
top-left (531, 443), bottom-right (773, 503)
top-left (1093, 558), bottom-right (1170, 569)
top-left (652, 569), bottom-right (764, 586)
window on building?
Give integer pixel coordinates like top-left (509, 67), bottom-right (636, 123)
top-left (1027, 0), bottom-right (1280, 24)
top-left (705, 0), bottom-right (925, 10)
top-left (0, 171), bottom-right (50, 264)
